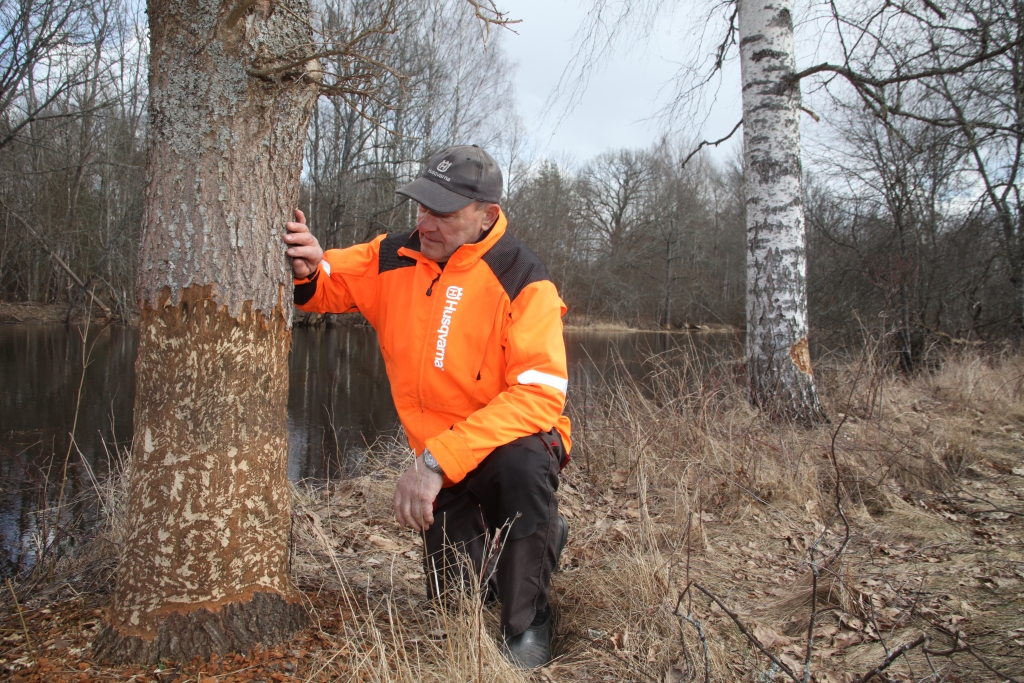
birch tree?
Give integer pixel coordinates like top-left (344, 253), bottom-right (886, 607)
top-left (738, 0), bottom-right (823, 420)
top-left (548, 0), bottom-right (825, 418)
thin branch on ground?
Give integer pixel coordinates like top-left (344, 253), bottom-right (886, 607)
top-left (684, 582), bottom-right (802, 683)
top-left (854, 633), bottom-right (928, 683)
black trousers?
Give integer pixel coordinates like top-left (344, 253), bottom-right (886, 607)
top-left (423, 431), bottom-right (564, 637)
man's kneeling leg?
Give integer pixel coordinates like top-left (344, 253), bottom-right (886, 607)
top-left (422, 483), bottom-right (487, 603)
top-left (465, 433), bottom-right (562, 638)
top-left (422, 432), bottom-right (565, 666)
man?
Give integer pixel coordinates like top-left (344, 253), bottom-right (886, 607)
top-left (283, 145), bottom-right (571, 668)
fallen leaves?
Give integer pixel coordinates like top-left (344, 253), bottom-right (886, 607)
top-left (752, 624), bottom-right (793, 650)
top-left (367, 534), bottom-right (400, 551)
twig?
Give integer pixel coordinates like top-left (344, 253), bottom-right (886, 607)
top-left (681, 119), bottom-right (743, 168)
top-left (854, 633), bottom-right (928, 683)
top-left (921, 0), bottom-right (947, 19)
top-left (823, 408), bottom-right (852, 569)
top-left (49, 315), bottom-right (97, 575)
top-left (923, 632), bottom-right (1024, 683)
top-left (465, 0), bottom-right (522, 38)
top-left (789, 37), bottom-right (1024, 88)
top-left (803, 550), bottom-right (819, 682)
top-left (224, 0), bottom-right (260, 28)
top-left (671, 591), bottom-right (710, 683)
top-left (800, 106), bottom-right (820, 122)
top-left (6, 578), bottom-right (31, 649)
top-left (685, 582), bottom-right (801, 682)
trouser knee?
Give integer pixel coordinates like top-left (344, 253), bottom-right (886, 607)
top-left (467, 433), bottom-right (561, 540)
top-left (422, 431), bottom-right (566, 634)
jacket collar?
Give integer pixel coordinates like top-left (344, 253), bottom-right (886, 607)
top-left (397, 209), bottom-right (508, 270)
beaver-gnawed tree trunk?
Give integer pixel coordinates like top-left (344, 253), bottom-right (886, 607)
top-left (94, 0), bottom-right (318, 663)
top-left (739, 0), bottom-right (824, 423)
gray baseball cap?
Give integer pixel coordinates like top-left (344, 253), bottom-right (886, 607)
top-left (396, 145), bottom-right (503, 214)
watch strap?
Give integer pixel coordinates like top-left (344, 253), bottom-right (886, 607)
top-left (421, 449), bottom-right (444, 476)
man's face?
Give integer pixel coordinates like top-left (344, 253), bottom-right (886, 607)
top-left (417, 202), bottom-right (499, 261)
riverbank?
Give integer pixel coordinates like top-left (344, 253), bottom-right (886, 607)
top-left (1, 301), bottom-right (740, 334)
top-left (562, 320), bottom-right (739, 334)
top-left (0, 302), bottom-right (99, 325)
top-left (2, 350), bottom-right (1023, 681)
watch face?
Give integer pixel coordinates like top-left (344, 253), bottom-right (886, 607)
top-left (423, 451), bottom-right (442, 474)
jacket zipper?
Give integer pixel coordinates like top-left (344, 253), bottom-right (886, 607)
top-left (418, 264), bottom-right (443, 418)
top-left (426, 272), bottom-right (441, 296)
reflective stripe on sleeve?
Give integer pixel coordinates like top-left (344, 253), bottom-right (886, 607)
top-left (516, 370), bottom-right (568, 394)
top-left (320, 260), bottom-right (332, 277)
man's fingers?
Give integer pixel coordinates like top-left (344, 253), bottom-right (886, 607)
top-left (294, 208), bottom-right (306, 225)
top-left (286, 244), bottom-right (318, 259)
top-left (421, 501), bottom-right (434, 528)
top-left (394, 462), bottom-right (440, 533)
top-left (397, 481), bottom-right (421, 531)
top-left (410, 497), bottom-right (425, 532)
top-left (393, 494), bottom-right (404, 527)
top-left (397, 495), bottom-right (412, 530)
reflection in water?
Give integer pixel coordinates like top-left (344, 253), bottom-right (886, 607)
top-left (0, 322), bottom-right (740, 576)
top-left (0, 324), bottom-right (136, 577)
top-left (287, 325), bottom-right (399, 480)
top-left (563, 328), bottom-right (741, 397)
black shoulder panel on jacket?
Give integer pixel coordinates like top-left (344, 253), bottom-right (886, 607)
top-left (378, 231), bottom-right (417, 273)
top-left (482, 233), bottom-right (552, 301)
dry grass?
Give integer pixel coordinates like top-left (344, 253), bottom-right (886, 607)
top-left (2, 347), bottom-right (1024, 682)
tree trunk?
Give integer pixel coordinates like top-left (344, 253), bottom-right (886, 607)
top-left (738, 0), bottom-right (824, 422)
top-left (663, 231), bottom-right (673, 328)
top-left (94, 0), bottom-right (318, 663)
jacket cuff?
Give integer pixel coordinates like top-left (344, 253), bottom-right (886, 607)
top-left (293, 268), bottom-right (319, 305)
top-left (426, 431), bottom-right (474, 484)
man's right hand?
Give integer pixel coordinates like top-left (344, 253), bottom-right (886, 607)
top-left (393, 457), bottom-right (444, 532)
top-left (284, 209), bottom-right (324, 279)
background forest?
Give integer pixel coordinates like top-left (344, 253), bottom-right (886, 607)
top-left (1, 0), bottom-right (1020, 350)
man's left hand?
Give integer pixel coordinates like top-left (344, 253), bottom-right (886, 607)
top-left (394, 457), bottom-right (444, 532)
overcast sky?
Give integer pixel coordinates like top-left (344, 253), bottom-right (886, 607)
top-left (503, 0), bottom-right (746, 166)
top-left (500, 0), bottom-right (845, 168)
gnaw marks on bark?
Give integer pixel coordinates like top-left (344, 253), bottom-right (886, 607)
top-left (92, 591), bottom-right (308, 665)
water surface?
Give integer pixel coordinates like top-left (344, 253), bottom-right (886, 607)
top-left (0, 322), bottom-right (739, 576)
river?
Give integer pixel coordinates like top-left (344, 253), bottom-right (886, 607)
top-left (0, 322), bottom-right (739, 576)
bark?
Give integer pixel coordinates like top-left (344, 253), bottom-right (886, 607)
top-left (662, 235), bottom-right (673, 328)
top-left (738, 0), bottom-right (824, 422)
top-left (95, 0), bottom-right (318, 663)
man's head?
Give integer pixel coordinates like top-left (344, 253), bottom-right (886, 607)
top-left (396, 145), bottom-right (503, 261)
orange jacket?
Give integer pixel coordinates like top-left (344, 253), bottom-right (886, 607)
top-left (293, 211), bottom-right (572, 484)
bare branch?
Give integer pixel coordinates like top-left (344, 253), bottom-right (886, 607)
top-left (224, 0), bottom-right (260, 29)
top-left (464, 0), bottom-right (522, 39)
top-left (791, 35), bottom-right (1024, 89)
top-left (854, 633), bottom-right (929, 683)
top-left (680, 119), bottom-right (742, 168)
top-left (684, 582), bottom-right (802, 683)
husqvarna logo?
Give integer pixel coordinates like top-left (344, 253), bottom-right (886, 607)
top-left (433, 286), bottom-right (464, 370)
top-left (436, 160), bottom-right (452, 172)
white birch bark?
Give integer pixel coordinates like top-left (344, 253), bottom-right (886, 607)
top-left (738, 0), bottom-right (824, 421)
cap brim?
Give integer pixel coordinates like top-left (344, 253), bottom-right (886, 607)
top-left (396, 177), bottom-right (475, 214)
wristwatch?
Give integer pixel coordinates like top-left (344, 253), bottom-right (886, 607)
top-left (421, 449), bottom-right (444, 476)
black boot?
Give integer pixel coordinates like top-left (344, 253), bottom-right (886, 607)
top-left (554, 514), bottom-right (569, 572)
top-left (503, 604), bottom-right (552, 669)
